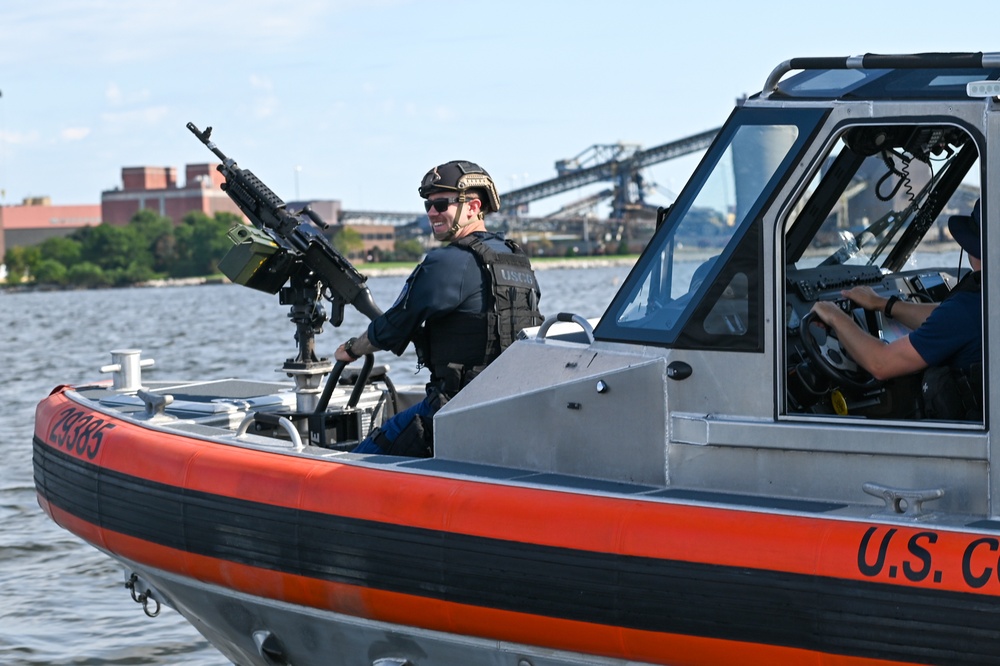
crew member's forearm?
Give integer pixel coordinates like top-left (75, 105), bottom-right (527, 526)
top-left (349, 332), bottom-right (377, 356)
top-left (840, 286), bottom-right (936, 330)
top-left (823, 310), bottom-right (895, 378)
top-left (880, 297), bottom-right (936, 330)
top-left (335, 331), bottom-right (379, 363)
top-left (821, 307), bottom-right (926, 380)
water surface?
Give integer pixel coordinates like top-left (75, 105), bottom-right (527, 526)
top-left (0, 265), bottom-right (629, 665)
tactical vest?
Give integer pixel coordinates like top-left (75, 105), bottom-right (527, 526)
top-left (419, 234), bottom-right (542, 396)
top-left (921, 271), bottom-right (983, 421)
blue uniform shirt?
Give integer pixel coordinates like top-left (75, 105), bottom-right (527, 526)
top-left (366, 232), bottom-right (511, 355)
top-left (908, 289), bottom-right (981, 369)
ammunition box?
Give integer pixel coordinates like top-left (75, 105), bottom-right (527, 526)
top-left (219, 224), bottom-right (294, 293)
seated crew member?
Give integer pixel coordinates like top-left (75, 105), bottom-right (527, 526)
top-left (810, 200), bottom-right (983, 419)
top-left (334, 160), bottom-right (543, 456)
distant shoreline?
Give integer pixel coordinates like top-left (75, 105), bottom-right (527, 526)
top-left (1, 256), bottom-right (641, 292)
top-left (133, 241), bottom-right (964, 285)
top-left (6, 242), bottom-right (968, 293)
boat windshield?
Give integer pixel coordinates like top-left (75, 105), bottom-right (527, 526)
top-left (595, 107), bottom-right (824, 349)
top-left (787, 124), bottom-right (978, 273)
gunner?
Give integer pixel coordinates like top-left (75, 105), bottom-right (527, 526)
top-left (334, 160), bottom-right (543, 455)
top-left (810, 200), bottom-right (983, 419)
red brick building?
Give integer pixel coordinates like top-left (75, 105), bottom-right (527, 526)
top-left (2, 161), bottom-right (396, 267)
top-left (343, 224), bottom-right (396, 261)
top-left (100, 163), bottom-right (243, 225)
top-left (0, 197), bottom-right (101, 258)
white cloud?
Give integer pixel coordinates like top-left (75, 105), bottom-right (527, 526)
top-left (105, 83), bottom-right (151, 106)
top-left (253, 97), bottom-right (279, 120)
top-left (0, 3), bottom-right (347, 67)
top-left (106, 83), bottom-right (122, 105)
top-left (432, 106), bottom-right (456, 122)
top-left (100, 106), bottom-right (171, 126)
top-left (61, 128), bottom-right (91, 141)
top-left (250, 75), bottom-right (274, 91)
top-left (0, 129), bottom-right (41, 145)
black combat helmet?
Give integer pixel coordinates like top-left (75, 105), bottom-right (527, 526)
top-left (418, 160), bottom-right (501, 214)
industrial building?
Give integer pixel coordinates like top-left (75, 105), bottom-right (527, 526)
top-left (0, 163), bottom-right (396, 263)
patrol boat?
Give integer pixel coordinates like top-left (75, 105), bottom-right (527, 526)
top-left (33, 53), bottom-right (1000, 665)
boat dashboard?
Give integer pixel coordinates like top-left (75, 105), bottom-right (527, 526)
top-left (785, 262), bottom-right (960, 417)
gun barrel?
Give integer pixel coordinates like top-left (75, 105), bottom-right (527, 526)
top-left (186, 122), bottom-right (229, 163)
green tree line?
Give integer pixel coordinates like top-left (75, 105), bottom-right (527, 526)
top-left (3, 211), bottom-right (426, 288)
top-left (3, 210), bottom-right (241, 287)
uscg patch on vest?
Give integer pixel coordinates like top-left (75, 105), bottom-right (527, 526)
top-left (495, 266), bottom-right (538, 289)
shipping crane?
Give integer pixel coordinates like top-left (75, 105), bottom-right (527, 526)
top-left (499, 128), bottom-right (720, 220)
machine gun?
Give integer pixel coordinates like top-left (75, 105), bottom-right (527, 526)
top-left (188, 122), bottom-right (383, 442)
top-left (186, 122), bottom-right (381, 324)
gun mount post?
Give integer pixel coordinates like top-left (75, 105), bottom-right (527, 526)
top-left (280, 271), bottom-right (333, 424)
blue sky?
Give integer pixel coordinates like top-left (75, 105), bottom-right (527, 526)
top-left (0, 0), bottom-right (997, 217)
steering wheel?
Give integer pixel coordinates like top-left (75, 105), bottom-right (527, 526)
top-left (798, 311), bottom-right (881, 392)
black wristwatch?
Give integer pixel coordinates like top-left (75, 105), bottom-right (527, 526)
top-left (884, 295), bottom-right (900, 319)
top-left (344, 337), bottom-right (361, 360)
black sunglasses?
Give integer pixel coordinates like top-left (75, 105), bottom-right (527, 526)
top-left (424, 197), bottom-right (460, 213)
